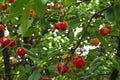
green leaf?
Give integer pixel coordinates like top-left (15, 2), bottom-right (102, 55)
top-left (89, 62), bottom-right (101, 73)
top-left (90, 57), bottom-right (101, 67)
top-left (63, 0), bottom-right (77, 6)
top-left (32, 0), bottom-right (47, 18)
top-left (48, 64), bottom-right (57, 71)
top-left (5, 0), bottom-right (29, 22)
top-left (105, 5), bottom-right (120, 24)
top-left (26, 49), bottom-right (39, 61)
top-left (111, 58), bottom-right (120, 71)
top-left (28, 70), bottom-right (41, 80)
top-left (42, 48), bottom-right (60, 63)
top-left (21, 4), bottom-right (30, 36)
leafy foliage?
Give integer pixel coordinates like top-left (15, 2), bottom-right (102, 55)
top-left (0, 0), bottom-right (120, 80)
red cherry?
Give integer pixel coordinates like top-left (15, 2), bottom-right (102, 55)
top-left (16, 47), bottom-right (26, 58)
top-left (1, 3), bottom-right (7, 11)
top-left (0, 24), bottom-right (4, 31)
top-left (42, 77), bottom-right (50, 80)
top-left (72, 56), bottom-right (84, 69)
top-left (8, 0), bottom-right (14, 3)
top-left (66, 55), bottom-right (71, 60)
top-left (57, 62), bottom-right (70, 74)
top-left (105, 25), bottom-right (112, 30)
top-left (67, 67), bottom-right (72, 72)
top-left (57, 4), bottom-right (63, 10)
top-left (54, 22), bottom-right (60, 29)
top-left (100, 27), bottom-right (109, 36)
top-left (69, 16), bottom-right (73, 20)
top-left (0, 37), bottom-right (11, 47)
top-left (9, 39), bottom-right (16, 48)
top-left (60, 22), bottom-right (68, 31)
top-left (47, 5), bottom-right (51, 9)
top-left (29, 9), bottom-right (36, 17)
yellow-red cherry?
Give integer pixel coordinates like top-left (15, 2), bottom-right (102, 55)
top-left (29, 9), bottom-right (36, 18)
top-left (57, 4), bottom-right (63, 10)
top-left (91, 38), bottom-right (99, 46)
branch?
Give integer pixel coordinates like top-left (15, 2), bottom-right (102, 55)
top-left (109, 68), bottom-right (118, 80)
top-left (55, 4), bottom-right (113, 79)
top-left (109, 36), bottom-right (120, 79)
top-left (0, 31), bottom-right (11, 80)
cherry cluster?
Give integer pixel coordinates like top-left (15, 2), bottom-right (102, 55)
top-left (0, 24), bottom-right (26, 58)
top-left (57, 56), bottom-right (84, 74)
top-left (91, 25), bottom-right (112, 46)
top-left (54, 22), bottom-right (68, 31)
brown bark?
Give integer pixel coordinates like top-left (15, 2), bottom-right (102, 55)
top-left (0, 30), bottom-right (11, 80)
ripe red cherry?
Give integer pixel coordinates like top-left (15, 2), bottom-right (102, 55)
top-left (47, 5), bottom-right (51, 9)
top-left (0, 37), bottom-right (11, 47)
top-left (8, 0), bottom-right (14, 3)
top-left (54, 22), bottom-right (60, 29)
top-left (16, 47), bottom-right (26, 58)
top-left (57, 4), bottom-right (63, 10)
top-left (57, 62), bottom-right (70, 74)
top-left (0, 24), bottom-right (4, 31)
top-left (54, 22), bottom-right (68, 31)
top-left (42, 77), bottom-right (50, 80)
top-left (61, 22), bottom-right (68, 31)
top-left (72, 56), bottom-right (84, 69)
top-left (69, 16), bottom-right (73, 20)
top-left (9, 39), bottom-right (16, 48)
top-left (67, 67), bottom-right (72, 72)
top-left (100, 27), bottom-right (109, 36)
top-left (1, 3), bottom-right (7, 10)
top-left (105, 25), bottom-right (112, 30)
top-left (66, 55), bottom-right (71, 60)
